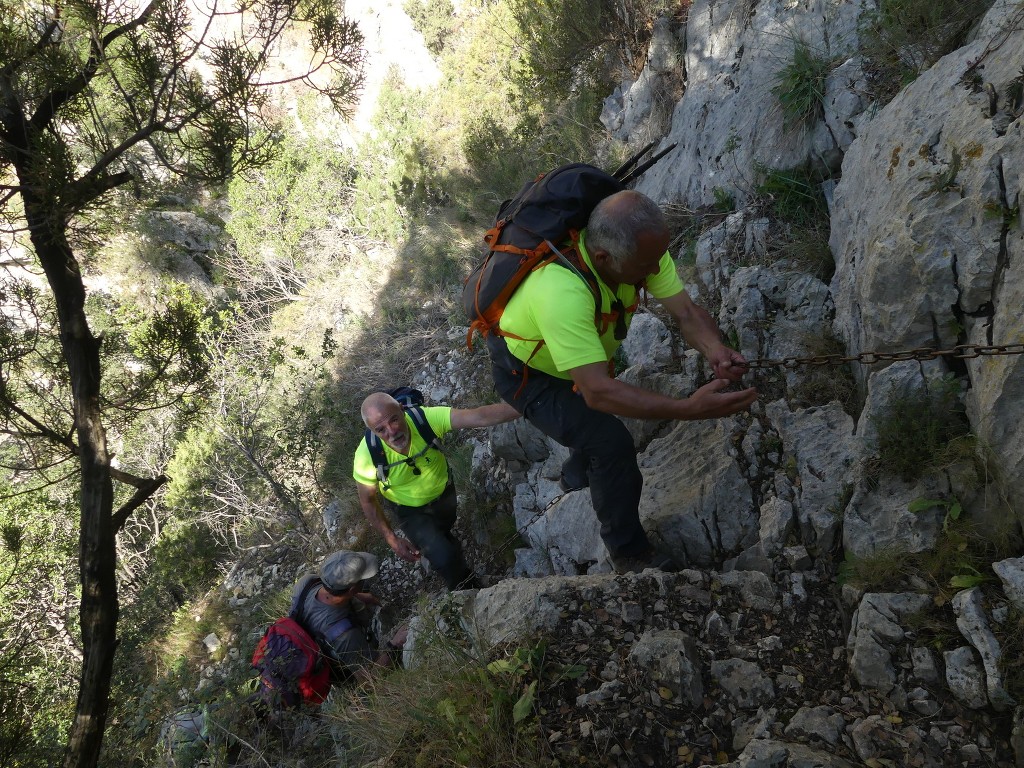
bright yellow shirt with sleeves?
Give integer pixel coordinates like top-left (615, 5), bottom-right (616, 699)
top-left (498, 230), bottom-right (684, 379)
top-left (352, 406), bottom-right (453, 506)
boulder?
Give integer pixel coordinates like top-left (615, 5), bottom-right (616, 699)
top-left (639, 418), bottom-right (757, 566)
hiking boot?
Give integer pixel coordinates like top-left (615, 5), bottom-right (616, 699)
top-left (558, 474), bottom-right (589, 493)
top-left (611, 547), bottom-right (680, 575)
top-left (559, 455), bottom-right (589, 493)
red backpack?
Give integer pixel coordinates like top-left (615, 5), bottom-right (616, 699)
top-left (252, 579), bottom-right (339, 709)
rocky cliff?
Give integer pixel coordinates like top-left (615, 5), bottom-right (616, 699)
top-left (422, 1), bottom-right (1024, 765)
top-left (178, 1), bottom-right (1024, 765)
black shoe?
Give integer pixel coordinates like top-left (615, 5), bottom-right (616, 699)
top-left (611, 547), bottom-right (680, 574)
top-left (559, 454), bottom-right (589, 493)
top-left (558, 473), bottom-right (589, 493)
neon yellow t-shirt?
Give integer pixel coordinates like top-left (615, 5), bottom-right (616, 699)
top-left (352, 406), bottom-right (453, 506)
top-left (498, 230), bottom-right (684, 379)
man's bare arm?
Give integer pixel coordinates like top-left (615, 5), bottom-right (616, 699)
top-left (657, 290), bottom-right (747, 382)
top-left (356, 482), bottom-right (419, 561)
top-left (570, 362), bottom-right (757, 420)
top-left (450, 402), bottom-right (521, 429)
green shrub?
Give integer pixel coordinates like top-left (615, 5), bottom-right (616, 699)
top-left (712, 186), bottom-right (736, 213)
top-left (859, 0), bottom-right (995, 103)
top-left (753, 164), bottom-right (834, 278)
top-left (508, 0), bottom-right (677, 102)
top-left (333, 631), bottom-right (577, 766)
top-left (405, 0), bottom-right (456, 55)
top-left (871, 376), bottom-right (970, 483)
top-left (840, 510), bottom-right (1010, 599)
top-left (771, 39), bottom-right (832, 127)
top-left (755, 164), bottom-right (829, 228)
top-left (226, 132), bottom-right (355, 264)
top-left (0, 483), bottom-right (79, 766)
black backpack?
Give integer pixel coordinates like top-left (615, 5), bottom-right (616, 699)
top-left (461, 141), bottom-right (676, 347)
top-left (364, 387), bottom-right (442, 490)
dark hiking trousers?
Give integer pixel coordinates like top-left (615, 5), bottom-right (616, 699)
top-left (487, 336), bottom-right (651, 558)
top-left (382, 480), bottom-right (474, 590)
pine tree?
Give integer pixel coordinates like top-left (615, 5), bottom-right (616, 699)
top-left (0, 2), bottom-right (364, 765)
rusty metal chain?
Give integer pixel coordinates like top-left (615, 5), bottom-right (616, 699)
top-left (738, 342), bottom-right (1024, 371)
top-left (467, 342), bottom-right (1024, 578)
top-left (475, 489), bottom-right (566, 578)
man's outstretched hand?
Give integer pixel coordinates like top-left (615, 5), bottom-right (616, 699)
top-left (685, 378), bottom-right (758, 419)
top-left (391, 536), bottom-right (420, 562)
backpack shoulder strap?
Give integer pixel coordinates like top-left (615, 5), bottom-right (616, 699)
top-left (405, 404), bottom-right (440, 450)
top-left (546, 237), bottom-right (603, 329)
top-left (364, 430), bottom-right (389, 485)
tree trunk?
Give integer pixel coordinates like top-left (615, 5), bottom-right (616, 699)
top-left (23, 199), bottom-right (119, 768)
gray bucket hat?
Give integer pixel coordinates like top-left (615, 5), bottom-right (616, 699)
top-left (320, 550), bottom-right (379, 594)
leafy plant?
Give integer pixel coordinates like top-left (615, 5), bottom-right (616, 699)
top-left (405, 0), bottom-right (457, 56)
top-left (226, 133), bottom-right (356, 272)
top-left (712, 186), bottom-right (736, 213)
top-left (507, 0), bottom-right (678, 102)
top-left (487, 640), bottom-right (586, 725)
top-left (750, 164), bottom-right (834, 278)
top-left (840, 512), bottom-right (1003, 596)
top-left (984, 198), bottom-right (1021, 228)
top-left (756, 164), bottom-right (829, 228)
top-left (771, 39), bottom-right (832, 126)
top-left (838, 547), bottom-right (918, 591)
top-left (909, 495), bottom-right (962, 533)
top-left (333, 633), bottom-right (551, 766)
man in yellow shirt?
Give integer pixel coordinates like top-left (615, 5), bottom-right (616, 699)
top-left (487, 190), bottom-right (758, 573)
top-left (353, 392), bottom-right (519, 589)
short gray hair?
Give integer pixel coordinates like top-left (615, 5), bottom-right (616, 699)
top-left (586, 191), bottom-right (667, 267)
top-left (360, 392), bottom-right (400, 427)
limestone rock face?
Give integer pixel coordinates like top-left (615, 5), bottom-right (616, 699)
top-left (847, 592), bottom-right (932, 693)
top-left (627, 629), bottom-right (704, 707)
top-left (602, 15), bottom-right (684, 146)
top-left (766, 400), bottom-right (856, 552)
top-left (636, 0), bottom-right (867, 207)
top-left (827, 0), bottom-right (1024, 515)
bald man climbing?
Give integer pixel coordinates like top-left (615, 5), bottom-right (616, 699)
top-left (353, 391), bottom-right (519, 590)
top-left (487, 189), bottom-right (757, 573)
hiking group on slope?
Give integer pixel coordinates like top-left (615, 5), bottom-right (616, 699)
top-left (256, 159), bottom-right (759, 708)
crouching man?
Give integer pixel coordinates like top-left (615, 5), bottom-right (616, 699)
top-left (353, 392), bottom-right (519, 590)
top-left (292, 550), bottom-right (406, 684)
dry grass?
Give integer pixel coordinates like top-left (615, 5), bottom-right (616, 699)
top-left (787, 332), bottom-right (859, 415)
